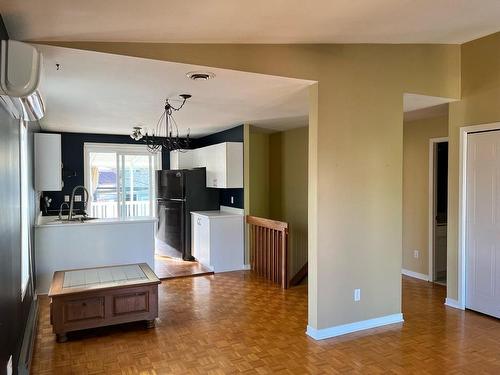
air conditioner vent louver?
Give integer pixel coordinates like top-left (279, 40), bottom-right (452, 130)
top-left (0, 40), bottom-right (45, 120)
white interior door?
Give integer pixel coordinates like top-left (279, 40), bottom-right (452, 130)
top-left (466, 131), bottom-right (500, 318)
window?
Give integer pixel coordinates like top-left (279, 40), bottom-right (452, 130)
top-left (20, 120), bottom-right (30, 299)
top-left (84, 143), bottom-right (161, 219)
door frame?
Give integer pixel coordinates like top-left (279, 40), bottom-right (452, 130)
top-left (428, 137), bottom-right (448, 282)
top-left (456, 122), bottom-right (500, 310)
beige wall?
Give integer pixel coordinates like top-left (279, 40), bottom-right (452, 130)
top-left (403, 115), bottom-right (448, 275)
top-left (45, 42), bottom-right (461, 330)
top-left (447, 32), bottom-right (500, 300)
top-left (270, 127), bottom-right (309, 277)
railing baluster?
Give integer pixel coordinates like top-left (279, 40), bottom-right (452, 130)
top-left (246, 215), bottom-right (288, 289)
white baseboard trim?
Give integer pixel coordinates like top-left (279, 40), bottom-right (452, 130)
top-left (445, 298), bottom-right (465, 310)
top-left (401, 269), bottom-right (429, 281)
top-left (242, 264), bottom-right (251, 270)
top-left (306, 313), bottom-right (404, 340)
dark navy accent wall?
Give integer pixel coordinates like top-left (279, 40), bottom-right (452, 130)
top-left (193, 125), bottom-right (244, 209)
top-left (192, 125), bottom-right (244, 148)
top-left (42, 132), bottom-right (170, 214)
top-left (0, 106), bottom-right (36, 375)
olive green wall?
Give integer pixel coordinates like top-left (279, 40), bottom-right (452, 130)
top-left (41, 42), bottom-right (460, 331)
top-left (447, 32), bottom-right (500, 301)
top-left (403, 114), bottom-right (448, 275)
top-left (248, 127), bottom-right (271, 218)
top-left (247, 126), bottom-right (309, 279)
top-left (269, 127), bottom-right (309, 278)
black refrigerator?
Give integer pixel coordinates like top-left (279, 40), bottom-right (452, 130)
top-left (156, 168), bottom-right (219, 260)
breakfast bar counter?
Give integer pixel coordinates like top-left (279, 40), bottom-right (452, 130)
top-left (35, 217), bottom-right (157, 294)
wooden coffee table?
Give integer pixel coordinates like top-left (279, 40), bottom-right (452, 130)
top-left (48, 263), bottom-right (160, 343)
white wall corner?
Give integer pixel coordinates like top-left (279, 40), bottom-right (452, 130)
top-left (444, 298), bottom-right (465, 310)
top-left (401, 268), bottom-right (429, 281)
top-left (305, 313), bottom-right (404, 340)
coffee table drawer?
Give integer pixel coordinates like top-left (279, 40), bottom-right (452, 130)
top-left (113, 292), bottom-right (149, 315)
top-left (64, 297), bottom-right (105, 322)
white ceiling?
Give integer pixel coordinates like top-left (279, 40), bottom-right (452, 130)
top-left (403, 93), bottom-right (454, 113)
top-left (3, 1), bottom-right (500, 44)
top-left (403, 104), bottom-right (449, 122)
top-left (403, 93), bottom-right (455, 122)
top-left (35, 45), bottom-right (312, 136)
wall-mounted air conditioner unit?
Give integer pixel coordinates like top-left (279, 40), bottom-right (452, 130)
top-left (0, 40), bottom-right (45, 121)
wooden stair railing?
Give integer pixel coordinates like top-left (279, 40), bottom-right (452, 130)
top-left (246, 215), bottom-right (289, 289)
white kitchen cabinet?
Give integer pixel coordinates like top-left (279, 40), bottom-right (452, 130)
top-left (170, 149), bottom-right (196, 169)
top-left (34, 133), bottom-right (62, 191)
top-left (203, 142), bottom-right (243, 188)
top-left (169, 142), bottom-right (243, 188)
top-left (191, 210), bottom-right (245, 272)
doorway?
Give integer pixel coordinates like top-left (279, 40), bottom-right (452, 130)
top-left (429, 138), bottom-right (448, 285)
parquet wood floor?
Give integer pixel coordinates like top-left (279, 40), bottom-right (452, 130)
top-left (32, 274), bottom-right (500, 374)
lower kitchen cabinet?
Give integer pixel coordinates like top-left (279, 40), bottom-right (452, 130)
top-left (191, 210), bottom-right (245, 272)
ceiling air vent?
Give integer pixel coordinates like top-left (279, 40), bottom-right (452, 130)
top-left (186, 71), bottom-right (215, 81)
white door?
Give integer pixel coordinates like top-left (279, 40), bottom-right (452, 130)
top-left (466, 131), bottom-right (500, 318)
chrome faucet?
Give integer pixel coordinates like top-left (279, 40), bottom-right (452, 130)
top-left (59, 202), bottom-right (69, 220)
top-left (68, 185), bottom-right (89, 221)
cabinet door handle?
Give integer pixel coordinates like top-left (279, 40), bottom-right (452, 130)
top-left (197, 218), bottom-right (201, 225)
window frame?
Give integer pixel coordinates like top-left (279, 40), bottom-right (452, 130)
top-left (83, 142), bottom-right (161, 219)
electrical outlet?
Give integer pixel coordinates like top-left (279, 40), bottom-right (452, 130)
top-left (354, 289), bottom-right (361, 302)
top-left (74, 195), bottom-right (82, 202)
top-left (413, 250), bottom-right (419, 259)
top-left (64, 195), bottom-right (70, 202)
top-left (230, 196), bottom-right (234, 204)
top-left (6, 355), bottom-right (12, 375)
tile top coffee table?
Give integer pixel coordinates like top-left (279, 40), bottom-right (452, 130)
top-left (48, 263), bottom-right (160, 342)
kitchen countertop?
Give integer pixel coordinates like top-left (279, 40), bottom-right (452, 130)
top-left (191, 210), bottom-right (243, 219)
top-left (35, 216), bottom-right (157, 228)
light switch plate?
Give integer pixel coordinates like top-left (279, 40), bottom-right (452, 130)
top-left (354, 289), bottom-right (361, 302)
top-left (413, 250), bottom-right (419, 259)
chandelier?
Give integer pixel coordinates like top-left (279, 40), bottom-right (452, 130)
top-left (131, 94), bottom-right (192, 152)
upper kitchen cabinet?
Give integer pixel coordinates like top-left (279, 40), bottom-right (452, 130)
top-left (169, 142), bottom-right (243, 188)
top-left (34, 133), bottom-right (62, 191)
top-left (170, 149), bottom-right (197, 170)
top-left (199, 142), bottom-right (243, 188)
